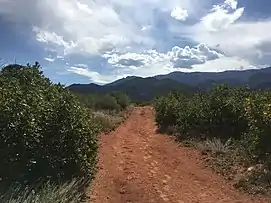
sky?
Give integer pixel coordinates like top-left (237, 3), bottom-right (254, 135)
top-left (0, 0), bottom-right (271, 85)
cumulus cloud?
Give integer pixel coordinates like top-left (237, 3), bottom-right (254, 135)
top-left (104, 51), bottom-right (168, 69)
top-left (0, 0), bottom-right (201, 56)
top-left (0, 0), bottom-right (270, 84)
top-left (103, 50), bottom-right (171, 79)
top-left (171, 0), bottom-right (271, 68)
top-left (169, 43), bottom-right (222, 68)
top-left (104, 43), bottom-right (222, 70)
top-left (201, 0), bottom-right (244, 31)
top-left (171, 7), bottom-right (188, 21)
top-left (0, 0), bottom-right (145, 55)
top-left (189, 20), bottom-right (271, 67)
top-left (99, 45), bottom-right (250, 83)
top-left (66, 44), bottom-right (252, 83)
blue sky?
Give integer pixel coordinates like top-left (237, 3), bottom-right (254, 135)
top-left (0, 0), bottom-right (271, 85)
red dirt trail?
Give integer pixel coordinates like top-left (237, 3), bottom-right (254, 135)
top-left (89, 107), bottom-right (268, 203)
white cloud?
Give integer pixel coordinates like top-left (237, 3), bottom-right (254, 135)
top-left (169, 43), bottom-right (222, 68)
top-left (141, 25), bottom-right (151, 31)
top-left (0, 0), bottom-right (202, 55)
top-left (188, 56), bottom-right (256, 72)
top-left (99, 47), bottom-right (252, 83)
top-left (224, 0), bottom-right (238, 10)
top-left (103, 50), bottom-right (173, 77)
top-left (104, 50), bottom-right (168, 68)
top-left (104, 43), bottom-right (221, 70)
top-left (63, 42), bottom-right (257, 84)
top-left (67, 66), bottom-right (117, 84)
top-left (1, 0), bottom-right (271, 84)
top-left (34, 0), bottom-right (136, 55)
top-left (171, 7), bottom-right (188, 21)
top-left (56, 55), bottom-right (65, 60)
top-left (171, 0), bottom-right (271, 68)
top-left (44, 57), bottom-right (55, 62)
top-left (189, 20), bottom-right (271, 66)
top-left (201, 0), bottom-right (244, 31)
top-left (75, 64), bottom-right (88, 68)
top-left (101, 43), bottom-right (226, 81)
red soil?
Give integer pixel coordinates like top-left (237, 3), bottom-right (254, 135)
top-left (89, 107), bottom-right (268, 203)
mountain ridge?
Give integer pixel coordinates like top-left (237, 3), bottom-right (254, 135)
top-left (68, 67), bottom-right (271, 101)
top-left (155, 67), bottom-right (271, 85)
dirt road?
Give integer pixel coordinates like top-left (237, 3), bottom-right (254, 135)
top-left (90, 107), bottom-right (267, 203)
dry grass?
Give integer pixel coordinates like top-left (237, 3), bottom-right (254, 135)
top-left (92, 106), bottom-right (133, 133)
top-left (1, 179), bottom-right (87, 203)
top-left (92, 111), bottom-right (124, 132)
top-left (197, 138), bottom-right (232, 154)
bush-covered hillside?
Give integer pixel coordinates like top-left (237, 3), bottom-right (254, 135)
top-left (154, 84), bottom-right (271, 194)
top-left (68, 66), bottom-right (271, 103)
top-left (68, 77), bottom-right (196, 102)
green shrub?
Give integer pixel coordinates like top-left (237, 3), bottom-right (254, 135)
top-left (0, 63), bottom-right (99, 187)
top-left (74, 93), bottom-right (95, 109)
top-left (242, 92), bottom-right (271, 163)
top-left (154, 84), bottom-right (271, 167)
top-left (154, 92), bottom-right (182, 130)
top-left (75, 92), bottom-right (130, 112)
top-left (94, 94), bottom-right (120, 111)
top-left (110, 92), bottom-right (130, 110)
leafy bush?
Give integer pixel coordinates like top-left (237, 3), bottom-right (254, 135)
top-left (155, 85), bottom-right (251, 139)
top-left (155, 92), bottom-right (182, 130)
top-left (74, 93), bottom-right (95, 109)
top-left (242, 92), bottom-right (271, 163)
top-left (154, 84), bottom-right (271, 192)
top-left (110, 92), bottom-right (130, 110)
top-left (75, 92), bottom-right (130, 112)
top-left (94, 94), bottom-right (120, 111)
top-left (0, 63), bottom-right (99, 187)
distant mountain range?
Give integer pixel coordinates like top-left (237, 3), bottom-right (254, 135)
top-left (68, 67), bottom-right (271, 101)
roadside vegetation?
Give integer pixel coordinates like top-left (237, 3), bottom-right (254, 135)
top-left (0, 62), bottom-right (130, 202)
top-left (75, 91), bottom-right (131, 132)
top-left (154, 84), bottom-right (271, 195)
